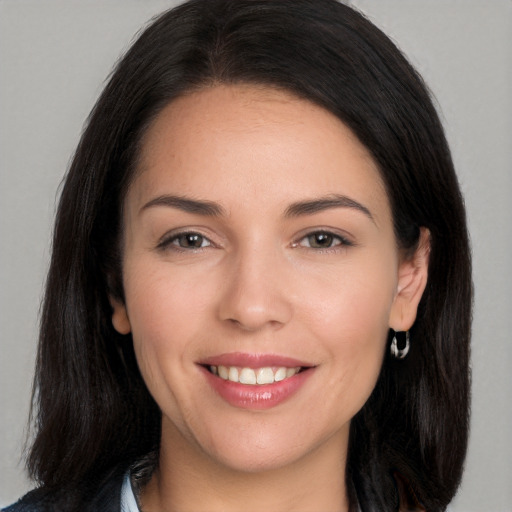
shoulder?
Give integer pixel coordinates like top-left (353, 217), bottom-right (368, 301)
top-left (2, 488), bottom-right (53, 512)
top-left (2, 469), bottom-right (125, 512)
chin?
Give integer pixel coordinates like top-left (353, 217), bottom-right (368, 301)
top-left (208, 443), bottom-right (307, 474)
top-left (190, 416), bottom-right (348, 475)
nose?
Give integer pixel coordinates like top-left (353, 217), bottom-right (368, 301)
top-left (217, 245), bottom-right (293, 332)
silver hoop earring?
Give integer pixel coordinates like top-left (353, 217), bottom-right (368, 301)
top-left (390, 331), bottom-right (410, 360)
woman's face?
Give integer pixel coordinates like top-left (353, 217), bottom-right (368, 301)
top-left (112, 85), bottom-right (423, 473)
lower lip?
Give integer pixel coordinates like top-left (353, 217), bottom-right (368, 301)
top-left (200, 366), bottom-right (313, 410)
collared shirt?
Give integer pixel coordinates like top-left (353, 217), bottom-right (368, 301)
top-left (118, 470), bottom-right (363, 512)
top-left (120, 472), bottom-right (140, 512)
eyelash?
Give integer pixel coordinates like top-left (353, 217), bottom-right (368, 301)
top-left (158, 231), bottom-right (213, 251)
top-left (157, 229), bottom-right (353, 253)
top-left (294, 230), bottom-right (353, 251)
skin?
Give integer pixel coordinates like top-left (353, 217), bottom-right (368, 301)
top-left (111, 84), bottom-right (429, 512)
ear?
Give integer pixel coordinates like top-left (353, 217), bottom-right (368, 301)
top-left (109, 296), bottom-right (132, 335)
top-left (389, 228), bottom-right (430, 331)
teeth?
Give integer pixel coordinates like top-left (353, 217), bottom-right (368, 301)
top-left (256, 367), bottom-right (274, 384)
top-left (228, 366), bottom-right (239, 382)
top-left (211, 365), bottom-right (301, 385)
top-left (274, 367), bottom-right (287, 382)
top-left (218, 365), bottom-right (229, 380)
top-left (286, 367), bottom-right (296, 378)
top-left (239, 368), bottom-right (257, 385)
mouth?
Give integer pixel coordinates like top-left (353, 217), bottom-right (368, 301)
top-left (205, 364), bottom-right (306, 385)
top-left (197, 353), bottom-right (314, 409)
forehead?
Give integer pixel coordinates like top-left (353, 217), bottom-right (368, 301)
top-left (129, 84), bottom-right (390, 224)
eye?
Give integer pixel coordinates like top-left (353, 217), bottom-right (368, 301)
top-left (161, 232), bottom-right (212, 250)
top-left (297, 231), bottom-right (350, 249)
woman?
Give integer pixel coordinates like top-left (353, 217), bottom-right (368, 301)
top-left (4, 0), bottom-right (471, 511)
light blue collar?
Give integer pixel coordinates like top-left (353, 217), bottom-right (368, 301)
top-left (120, 471), bottom-right (140, 512)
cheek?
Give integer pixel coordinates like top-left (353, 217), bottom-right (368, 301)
top-left (301, 254), bottom-right (395, 337)
top-left (300, 258), bottom-right (395, 401)
top-left (124, 258), bottom-right (207, 333)
top-left (122, 259), bottom-right (222, 384)
top-left (122, 266), bottom-right (188, 369)
top-left (122, 264), bottom-right (215, 424)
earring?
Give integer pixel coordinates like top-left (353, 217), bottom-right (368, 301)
top-left (390, 330), bottom-right (410, 360)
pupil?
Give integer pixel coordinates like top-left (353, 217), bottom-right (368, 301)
top-left (181, 234), bottom-right (202, 247)
top-left (311, 233), bottom-right (332, 247)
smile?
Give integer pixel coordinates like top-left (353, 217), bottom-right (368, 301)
top-left (199, 353), bottom-right (314, 410)
top-left (209, 365), bottom-right (302, 385)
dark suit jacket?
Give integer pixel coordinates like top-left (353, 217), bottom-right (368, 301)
top-left (2, 469), bottom-right (124, 512)
top-left (3, 469), bottom-right (426, 512)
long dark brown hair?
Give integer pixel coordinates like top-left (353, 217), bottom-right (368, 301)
top-left (28, 1), bottom-right (472, 510)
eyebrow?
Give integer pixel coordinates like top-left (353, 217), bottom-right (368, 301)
top-left (140, 193), bottom-right (374, 222)
top-left (284, 194), bottom-right (374, 222)
top-left (140, 195), bottom-right (226, 216)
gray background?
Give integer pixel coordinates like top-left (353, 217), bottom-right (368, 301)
top-left (1, 1), bottom-right (511, 510)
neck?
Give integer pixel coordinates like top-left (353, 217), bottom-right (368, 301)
top-left (140, 419), bottom-right (351, 512)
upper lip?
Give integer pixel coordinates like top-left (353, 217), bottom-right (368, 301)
top-left (198, 352), bottom-right (314, 368)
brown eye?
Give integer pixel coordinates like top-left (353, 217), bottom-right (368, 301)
top-left (308, 232), bottom-right (334, 248)
top-left (298, 231), bottom-right (347, 249)
top-left (173, 233), bottom-right (210, 249)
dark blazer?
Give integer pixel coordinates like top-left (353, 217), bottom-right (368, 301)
top-left (3, 469), bottom-right (426, 512)
top-left (1, 470), bottom-right (124, 512)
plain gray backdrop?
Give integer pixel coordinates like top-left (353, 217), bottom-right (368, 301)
top-left (1, 1), bottom-right (511, 510)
